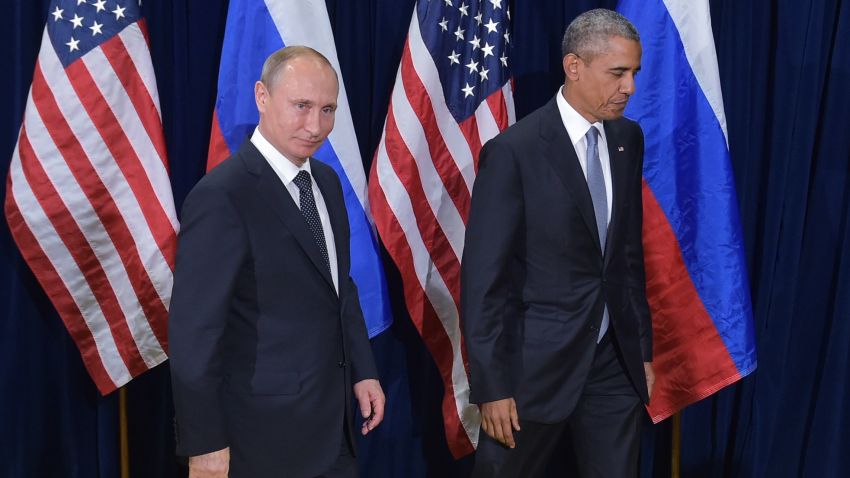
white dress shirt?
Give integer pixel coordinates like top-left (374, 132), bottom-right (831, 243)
top-left (555, 87), bottom-right (613, 224)
top-left (251, 128), bottom-right (339, 293)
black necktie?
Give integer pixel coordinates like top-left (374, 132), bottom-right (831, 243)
top-left (293, 170), bottom-right (331, 274)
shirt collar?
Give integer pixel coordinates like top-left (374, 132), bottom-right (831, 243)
top-left (251, 127), bottom-right (312, 185)
top-left (555, 86), bottom-right (606, 147)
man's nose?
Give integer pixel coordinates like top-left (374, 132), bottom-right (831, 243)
top-left (304, 109), bottom-right (322, 136)
top-left (621, 74), bottom-right (636, 96)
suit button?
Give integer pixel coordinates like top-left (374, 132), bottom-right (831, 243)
top-left (338, 361), bottom-right (347, 368)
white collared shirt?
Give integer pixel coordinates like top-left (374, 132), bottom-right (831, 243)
top-left (555, 87), bottom-right (613, 224)
top-left (251, 128), bottom-right (339, 293)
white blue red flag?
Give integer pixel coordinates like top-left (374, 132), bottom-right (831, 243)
top-left (368, 0), bottom-right (515, 457)
top-left (5, 0), bottom-right (177, 394)
top-left (617, 0), bottom-right (757, 421)
top-left (208, 0), bottom-right (392, 337)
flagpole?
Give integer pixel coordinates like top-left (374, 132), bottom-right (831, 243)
top-left (120, 387), bottom-right (130, 478)
top-left (671, 412), bottom-right (681, 478)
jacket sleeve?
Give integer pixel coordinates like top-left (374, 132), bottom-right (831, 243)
top-left (460, 139), bottom-right (524, 404)
top-left (343, 276), bottom-right (378, 383)
top-left (628, 126), bottom-right (653, 361)
top-left (169, 180), bottom-right (247, 457)
top-left (328, 173), bottom-right (378, 383)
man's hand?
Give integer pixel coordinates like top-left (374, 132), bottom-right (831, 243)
top-left (480, 398), bottom-right (521, 449)
top-left (189, 447), bottom-right (229, 478)
top-left (354, 379), bottom-right (385, 435)
top-left (644, 362), bottom-right (656, 400)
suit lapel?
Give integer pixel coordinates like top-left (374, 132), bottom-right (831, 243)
top-left (540, 100), bottom-right (603, 254)
top-left (603, 120), bottom-right (630, 264)
top-left (240, 144), bottom-right (336, 292)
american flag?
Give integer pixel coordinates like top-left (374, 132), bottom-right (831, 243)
top-left (368, 0), bottom-right (515, 457)
top-left (4, 0), bottom-right (177, 395)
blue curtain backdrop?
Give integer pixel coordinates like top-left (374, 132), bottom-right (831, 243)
top-left (2, 1), bottom-right (848, 477)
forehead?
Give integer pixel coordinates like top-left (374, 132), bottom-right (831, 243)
top-left (272, 57), bottom-right (339, 97)
top-left (590, 36), bottom-right (641, 66)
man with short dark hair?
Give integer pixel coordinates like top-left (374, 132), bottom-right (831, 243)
top-left (169, 45), bottom-right (384, 478)
top-left (462, 9), bottom-right (654, 477)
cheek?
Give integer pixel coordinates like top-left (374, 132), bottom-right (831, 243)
top-left (281, 114), bottom-right (302, 132)
top-left (597, 87), bottom-right (611, 105)
top-left (590, 79), bottom-right (610, 104)
top-left (599, 84), bottom-right (619, 103)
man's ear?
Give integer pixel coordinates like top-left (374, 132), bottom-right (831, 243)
top-left (255, 81), bottom-right (268, 113)
top-left (563, 53), bottom-right (580, 81)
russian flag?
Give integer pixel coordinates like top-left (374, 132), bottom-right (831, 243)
top-left (617, 0), bottom-right (758, 421)
top-left (208, 0), bottom-right (393, 337)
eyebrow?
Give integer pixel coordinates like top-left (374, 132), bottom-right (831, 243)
top-left (609, 65), bottom-right (641, 72)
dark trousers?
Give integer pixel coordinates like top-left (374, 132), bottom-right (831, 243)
top-left (472, 333), bottom-right (643, 478)
top-left (317, 423), bottom-right (358, 478)
top-left (227, 426), bottom-right (357, 478)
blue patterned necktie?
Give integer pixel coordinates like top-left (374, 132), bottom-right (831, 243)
top-left (585, 126), bottom-right (609, 342)
top-left (293, 170), bottom-right (331, 275)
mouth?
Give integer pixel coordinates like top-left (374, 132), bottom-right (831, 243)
top-left (298, 138), bottom-right (324, 146)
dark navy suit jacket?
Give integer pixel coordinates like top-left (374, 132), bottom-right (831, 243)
top-left (461, 98), bottom-right (652, 423)
top-left (169, 141), bottom-right (377, 477)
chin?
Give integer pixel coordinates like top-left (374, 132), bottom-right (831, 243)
top-left (603, 109), bottom-right (626, 120)
top-left (304, 148), bottom-right (323, 159)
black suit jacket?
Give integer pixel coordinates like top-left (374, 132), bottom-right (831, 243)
top-left (461, 98), bottom-right (652, 424)
top-left (169, 142), bottom-right (377, 477)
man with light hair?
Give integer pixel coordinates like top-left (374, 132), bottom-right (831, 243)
top-left (462, 9), bottom-right (654, 477)
top-left (170, 46), bottom-right (385, 478)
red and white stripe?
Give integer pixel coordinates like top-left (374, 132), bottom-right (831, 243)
top-left (4, 21), bottom-right (177, 395)
top-left (368, 9), bottom-right (515, 458)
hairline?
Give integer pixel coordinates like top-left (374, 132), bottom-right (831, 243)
top-left (260, 45), bottom-right (339, 92)
top-left (561, 9), bottom-right (640, 62)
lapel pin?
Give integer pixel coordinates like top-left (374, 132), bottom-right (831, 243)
top-left (618, 146), bottom-right (625, 152)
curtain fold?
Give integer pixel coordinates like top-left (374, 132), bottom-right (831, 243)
top-left (684, 1), bottom-right (850, 477)
top-left (1, 2), bottom-right (119, 478)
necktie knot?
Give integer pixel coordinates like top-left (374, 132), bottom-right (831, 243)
top-left (585, 126), bottom-right (599, 149)
top-left (293, 170), bottom-right (312, 191)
